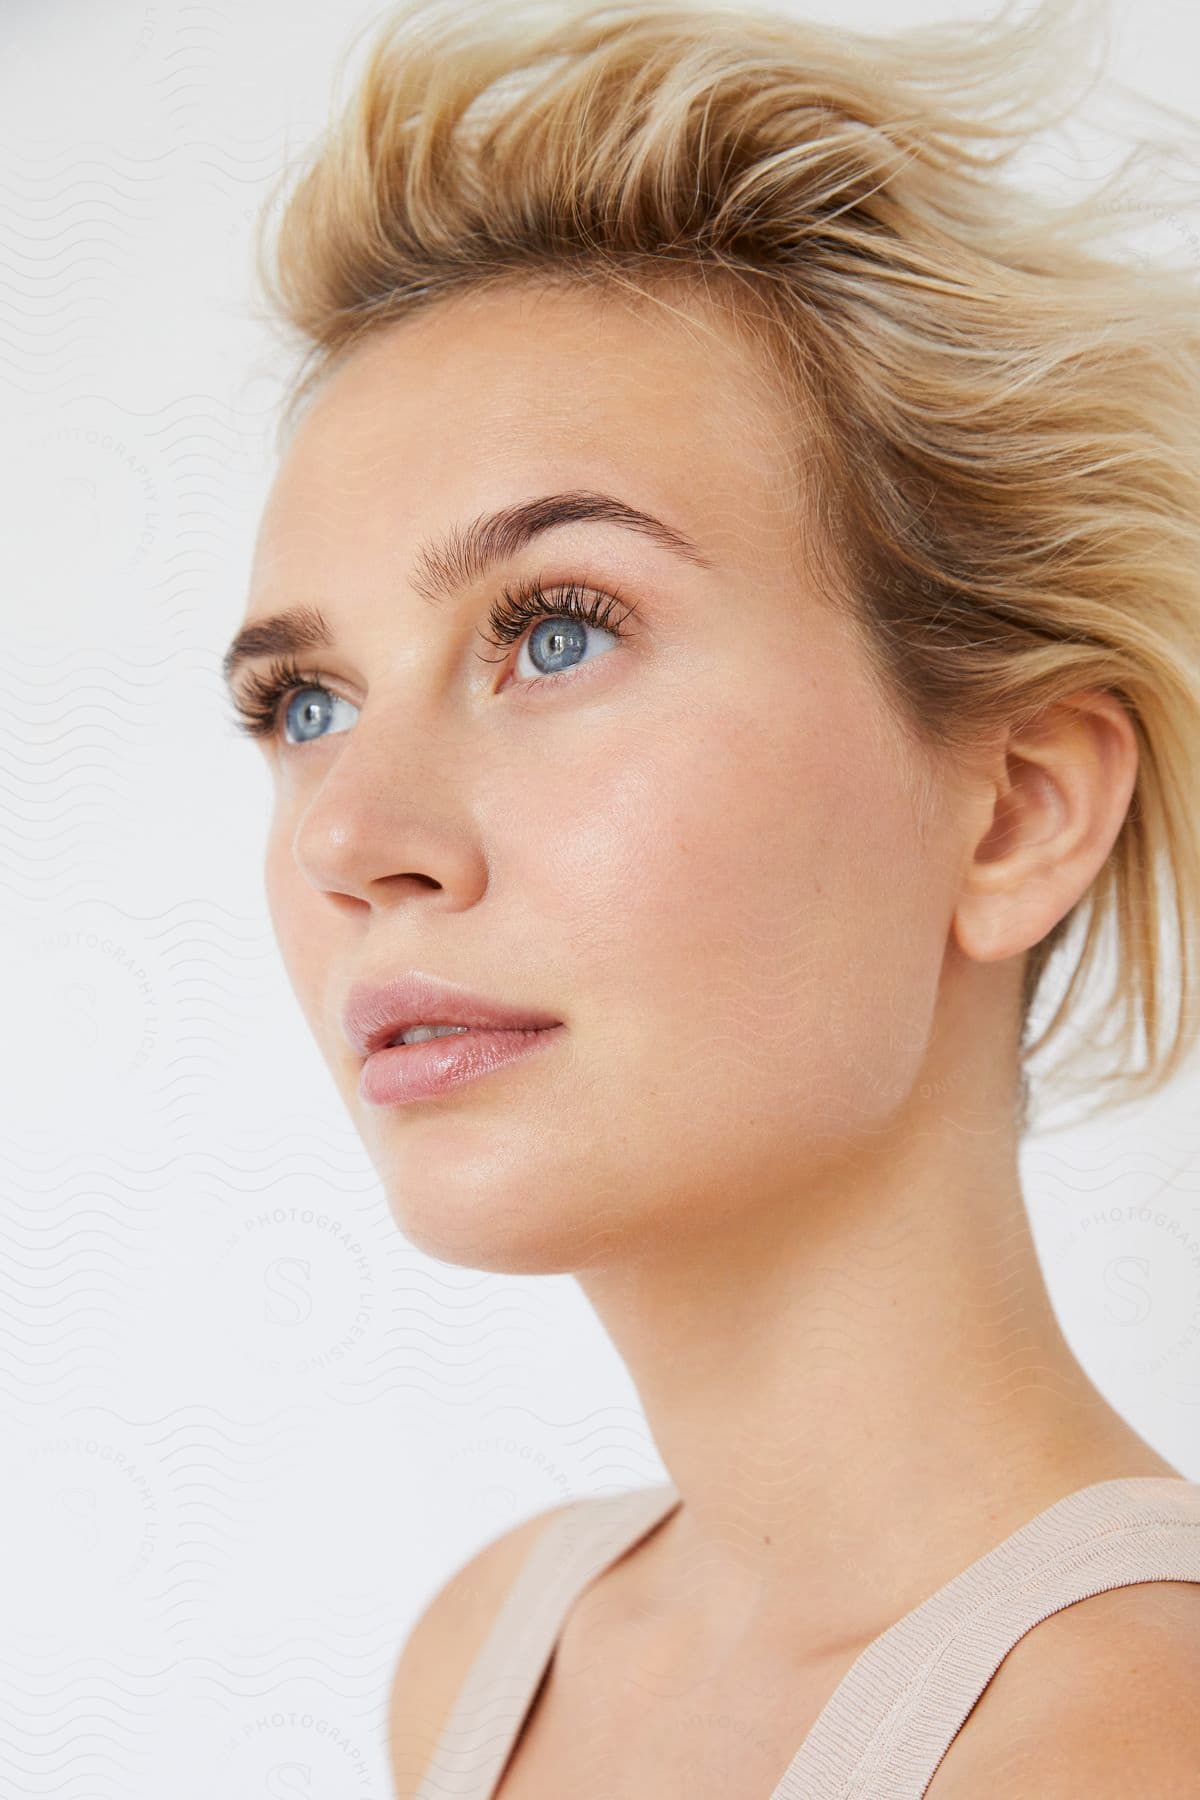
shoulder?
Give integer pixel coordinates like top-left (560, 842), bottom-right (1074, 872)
top-left (387, 1498), bottom-right (578, 1800)
top-left (934, 1580), bottom-right (1200, 1798)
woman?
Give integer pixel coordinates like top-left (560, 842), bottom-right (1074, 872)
top-left (221, 0), bottom-right (1200, 1793)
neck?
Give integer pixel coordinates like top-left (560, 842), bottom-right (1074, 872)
top-left (575, 1090), bottom-right (1176, 1667)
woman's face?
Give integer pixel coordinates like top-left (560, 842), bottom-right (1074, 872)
top-left (236, 282), bottom-right (966, 1273)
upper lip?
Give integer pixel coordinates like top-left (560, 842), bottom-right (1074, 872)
top-left (342, 970), bottom-right (563, 1058)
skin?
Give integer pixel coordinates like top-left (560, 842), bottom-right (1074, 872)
top-left (233, 281), bottom-right (1182, 1767)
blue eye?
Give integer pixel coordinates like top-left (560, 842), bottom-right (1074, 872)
top-left (477, 577), bottom-right (637, 683)
top-left (280, 685), bottom-right (359, 746)
top-left (230, 655), bottom-right (358, 744)
top-left (514, 613), bottom-right (606, 680)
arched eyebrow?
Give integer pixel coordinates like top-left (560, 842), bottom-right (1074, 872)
top-left (221, 488), bottom-right (712, 691)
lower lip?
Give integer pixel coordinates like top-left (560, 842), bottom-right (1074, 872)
top-left (358, 1025), bottom-right (565, 1107)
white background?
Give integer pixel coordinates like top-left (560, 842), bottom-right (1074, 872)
top-left (1, 1), bottom-right (1198, 1795)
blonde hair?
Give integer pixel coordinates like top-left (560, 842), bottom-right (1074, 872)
top-left (253, 0), bottom-right (1200, 1131)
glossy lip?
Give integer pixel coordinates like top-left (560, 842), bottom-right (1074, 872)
top-left (358, 1021), bottom-right (565, 1107)
top-left (341, 969), bottom-right (564, 1059)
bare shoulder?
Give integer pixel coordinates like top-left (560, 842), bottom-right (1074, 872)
top-left (933, 1580), bottom-right (1200, 1798)
top-left (387, 1499), bottom-right (576, 1800)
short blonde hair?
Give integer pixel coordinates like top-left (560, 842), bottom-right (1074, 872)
top-left (253, 0), bottom-right (1200, 1130)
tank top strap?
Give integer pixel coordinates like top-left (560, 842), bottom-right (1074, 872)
top-left (769, 1475), bottom-right (1200, 1800)
top-left (414, 1482), bottom-right (681, 1800)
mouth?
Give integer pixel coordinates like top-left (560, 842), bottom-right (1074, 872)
top-left (342, 970), bottom-right (563, 1062)
top-left (358, 1019), bottom-right (565, 1107)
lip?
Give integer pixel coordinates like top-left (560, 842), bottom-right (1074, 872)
top-left (358, 1022), bottom-right (565, 1108)
top-left (341, 970), bottom-right (564, 1060)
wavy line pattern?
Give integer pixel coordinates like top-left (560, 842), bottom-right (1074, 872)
top-left (2, 2), bottom-right (1198, 1798)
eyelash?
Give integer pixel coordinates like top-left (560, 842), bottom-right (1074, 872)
top-left (228, 576), bottom-right (640, 742)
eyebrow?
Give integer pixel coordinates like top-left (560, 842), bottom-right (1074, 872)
top-left (221, 489), bottom-right (713, 689)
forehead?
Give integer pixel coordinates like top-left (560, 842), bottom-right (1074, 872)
top-left (250, 282), bottom-right (803, 588)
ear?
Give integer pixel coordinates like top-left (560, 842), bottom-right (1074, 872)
top-left (953, 690), bottom-right (1139, 965)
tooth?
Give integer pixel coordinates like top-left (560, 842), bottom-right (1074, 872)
top-left (398, 1023), bottom-right (472, 1046)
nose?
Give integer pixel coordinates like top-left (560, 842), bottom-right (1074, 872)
top-left (288, 709), bottom-right (490, 914)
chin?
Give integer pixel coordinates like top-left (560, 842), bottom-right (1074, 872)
top-left (346, 1042), bottom-right (645, 1273)
top-left (357, 1126), bottom-right (612, 1274)
top-left (383, 1189), bottom-right (603, 1277)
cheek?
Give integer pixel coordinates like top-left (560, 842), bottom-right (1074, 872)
top-left (499, 687), bottom-right (943, 1149)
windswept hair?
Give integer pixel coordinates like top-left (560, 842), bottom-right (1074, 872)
top-left (253, 0), bottom-right (1200, 1130)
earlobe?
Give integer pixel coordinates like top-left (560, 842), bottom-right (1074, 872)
top-left (952, 690), bottom-right (1139, 967)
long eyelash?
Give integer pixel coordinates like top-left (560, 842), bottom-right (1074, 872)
top-left (229, 653), bottom-right (334, 740)
top-left (475, 575), bottom-right (639, 664)
top-left (229, 578), bottom-right (640, 741)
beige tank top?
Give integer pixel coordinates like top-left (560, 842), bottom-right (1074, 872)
top-left (415, 1474), bottom-right (1200, 1799)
